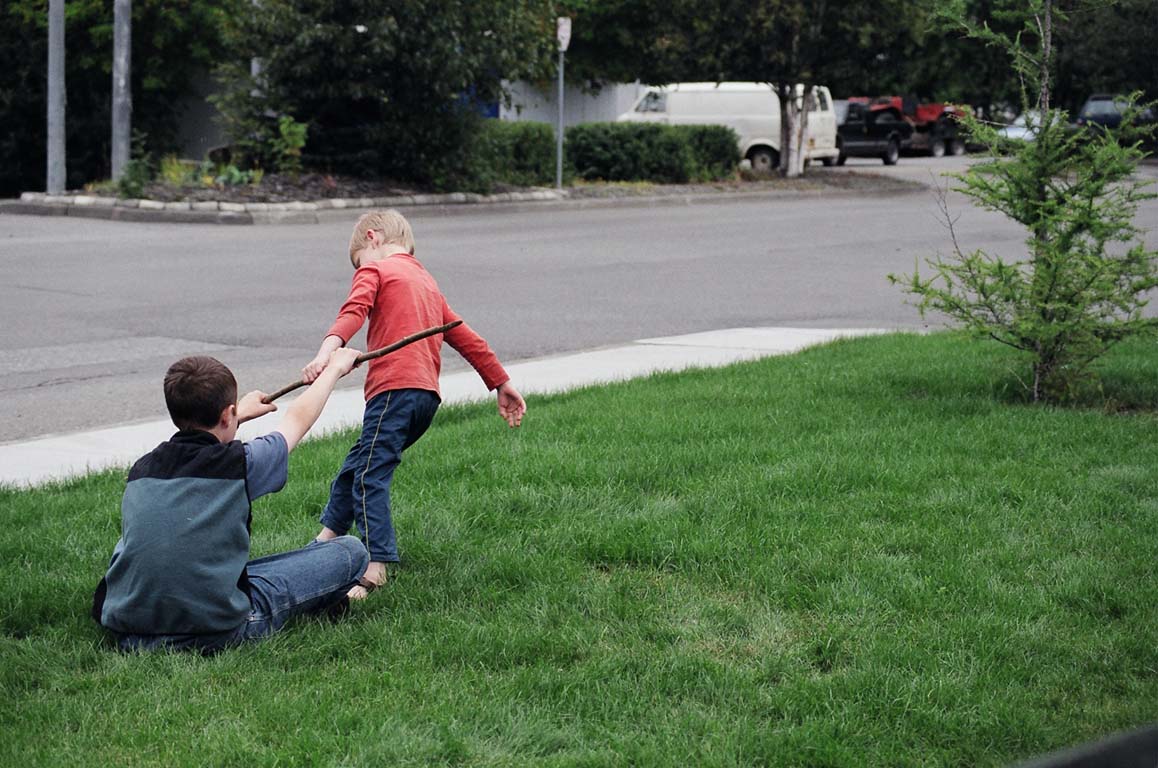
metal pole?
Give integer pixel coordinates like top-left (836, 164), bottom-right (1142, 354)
top-left (46, 0), bottom-right (66, 194)
top-left (111, 0), bottom-right (132, 180)
top-left (556, 48), bottom-right (564, 190)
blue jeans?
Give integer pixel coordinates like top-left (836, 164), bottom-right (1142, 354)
top-left (113, 536), bottom-right (369, 654)
top-left (320, 389), bottom-right (440, 563)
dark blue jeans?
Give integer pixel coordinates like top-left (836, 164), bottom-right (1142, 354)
top-left (113, 536), bottom-right (369, 654)
top-left (320, 388), bottom-right (440, 563)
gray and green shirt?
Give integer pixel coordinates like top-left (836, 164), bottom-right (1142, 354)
top-left (94, 430), bottom-right (287, 635)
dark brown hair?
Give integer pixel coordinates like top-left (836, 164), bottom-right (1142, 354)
top-left (164, 356), bottom-right (237, 430)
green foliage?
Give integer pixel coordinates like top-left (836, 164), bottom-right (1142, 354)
top-left (158, 155), bottom-right (198, 186)
top-left (213, 164), bottom-right (261, 187)
top-left (468, 120), bottom-right (555, 190)
top-left (271, 115), bottom-right (308, 178)
top-left (1052, 0), bottom-right (1157, 115)
top-left (0, 0), bottom-right (240, 195)
top-left (213, 0), bottom-right (556, 190)
top-left (673, 125), bottom-right (743, 180)
top-left (115, 159), bottom-right (151, 199)
top-left (558, 0), bottom-right (1151, 118)
top-left (892, 4), bottom-right (1158, 403)
top-left (115, 131), bottom-right (153, 199)
top-left (566, 122), bottom-right (738, 183)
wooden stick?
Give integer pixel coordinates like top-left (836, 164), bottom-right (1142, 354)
top-left (262, 320), bottom-right (463, 403)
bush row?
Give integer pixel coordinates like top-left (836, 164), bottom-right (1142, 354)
top-left (565, 123), bottom-right (740, 184)
top-left (464, 120), bottom-right (557, 191)
top-left (463, 120), bottom-right (741, 190)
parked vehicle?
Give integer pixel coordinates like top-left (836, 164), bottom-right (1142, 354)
top-left (998, 111), bottom-right (1039, 143)
top-left (617, 82), bottom-right (840, 171)
top-left (834, 101), bottom-right (914, 165)
top-left (848, 96), bottom-right (967, 157)
top-left (1075, 94), bottom-right (1156, 132)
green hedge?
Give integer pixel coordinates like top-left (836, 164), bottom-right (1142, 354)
top-left (565, 123), bottom-right (739, 183)
top-left (467, 120), bottom-right (556, 190)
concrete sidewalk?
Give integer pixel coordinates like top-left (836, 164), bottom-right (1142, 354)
top-left (0, 326), bottom-right (890, 488)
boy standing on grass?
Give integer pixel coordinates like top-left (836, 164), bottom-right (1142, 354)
top-left (92, 349), bottom-right (368, 653)
top-left (301, 210), bottom-right (526, 600)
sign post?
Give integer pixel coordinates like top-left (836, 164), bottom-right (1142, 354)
top-left (555, 17), bottom-right (571, 190)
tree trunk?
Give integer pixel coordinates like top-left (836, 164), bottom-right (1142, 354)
top-left (778, 82), bottom-right (792, 177)
top-left (46, 0), bottom-right (66, 194)
top-left (1038, 0), bottom-right (1052, 113)
top-left (791, 84), bottom-right (814, 177)
top-left (111, 0), bottom-right (132, 181)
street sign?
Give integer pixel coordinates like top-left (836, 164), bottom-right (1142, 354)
top-left (557, 17), bottom-right (571, 51)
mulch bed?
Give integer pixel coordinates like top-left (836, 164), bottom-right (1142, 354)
top-left (121, 169), bottom-right (924, 204)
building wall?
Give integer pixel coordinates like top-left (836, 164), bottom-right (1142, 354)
top-left (499, 81), bottom-right (646, 127)
top-left (176, 78), bottom-right (647, 159)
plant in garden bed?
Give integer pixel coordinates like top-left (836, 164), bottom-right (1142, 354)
top-left (891, 0), bottom-right (1158, 403)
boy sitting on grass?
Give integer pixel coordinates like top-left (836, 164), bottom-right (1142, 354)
top-left (301, 209), bottom-right (526, 600)
top-left (92, 349), bottom-right (368, 654)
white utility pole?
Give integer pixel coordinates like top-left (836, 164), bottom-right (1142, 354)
top-left (46, 0), bottom-right (66, 194)
top-left (555, 17), bottom-right (571, 190)
top-left (111, 0), bottom-right (132, 180)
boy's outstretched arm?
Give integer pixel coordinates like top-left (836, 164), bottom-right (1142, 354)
top-left (301, 334), bottom-right (346, 383)
top-left (281, 347), bottom-right (361, 451)
top-left (496, 381), bottom-right (526, 428)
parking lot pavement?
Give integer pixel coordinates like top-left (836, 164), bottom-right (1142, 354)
top-left (814, 154), bottom-right (977, 188)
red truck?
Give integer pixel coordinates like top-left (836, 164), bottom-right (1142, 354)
top-left (848, 96), bottom-right (968, 157)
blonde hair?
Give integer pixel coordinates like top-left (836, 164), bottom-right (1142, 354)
top-left (348, 210), bottom-right (415, 265)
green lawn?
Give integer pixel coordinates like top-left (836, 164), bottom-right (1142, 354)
top-left (3, 333), bottom-right (1157, 767)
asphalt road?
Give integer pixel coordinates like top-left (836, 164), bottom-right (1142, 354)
top-left (2, 156), bottom-right (1156, 442)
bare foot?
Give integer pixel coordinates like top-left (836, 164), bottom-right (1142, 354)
top-left (347, 561), bottom-right (387, 601)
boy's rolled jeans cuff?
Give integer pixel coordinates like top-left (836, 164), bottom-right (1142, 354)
top-left (319, 511), bottom-right (399, 563)
top-left (318, 507), bottom-right (351, 537)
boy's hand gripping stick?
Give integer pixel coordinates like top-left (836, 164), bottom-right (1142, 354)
top-left (261, 320), bottom-right (463, 404)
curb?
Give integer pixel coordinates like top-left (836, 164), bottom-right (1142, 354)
top-left (1, 183), bottom-right (926, 225)
top-left (1, 188), bottom-right (569, 225)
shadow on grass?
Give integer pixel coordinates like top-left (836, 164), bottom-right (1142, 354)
top-left (881, 333), bottom-right (1158, 413)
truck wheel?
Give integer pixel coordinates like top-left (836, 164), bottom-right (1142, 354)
top-left (930, 138), bottom-right (946, 158)
top-left (836, 153), bottom-right (847, 166)
top-left (821, 156), bottom-right (836, 167)
top-left (949, 139), bottom-right (966, 156)
top-left (748, 147), bottom-right (779, 173)
top-left (883, 139), bottom-right (899, 166)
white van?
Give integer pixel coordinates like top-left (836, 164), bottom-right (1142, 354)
top-left (616, 82), bottom-right (839, 170)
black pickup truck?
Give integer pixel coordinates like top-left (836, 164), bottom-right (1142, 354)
top-left (834, 101), bottom-right (914, 165)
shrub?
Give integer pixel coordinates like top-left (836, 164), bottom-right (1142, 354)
top-left (470, 120), bottom-right (555, 189)
top-left (565, 123), bottom-right (738, 183)
top-left (116, 158), bottom-right (152, 199)
top-left (159, 155), bottom-right (198, 186)
top-left (673, 125), bottom-right (742, 181)
top-left (271, 116), bottom-right (308, 178)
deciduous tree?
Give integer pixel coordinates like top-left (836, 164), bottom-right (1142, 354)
top-left (212, 0), bottom-right (555, 190)
top-left (0, 0), bottom-right (238, 195)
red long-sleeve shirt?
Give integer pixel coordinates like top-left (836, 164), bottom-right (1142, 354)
top-left (326, 252), bottom-right (509, 401)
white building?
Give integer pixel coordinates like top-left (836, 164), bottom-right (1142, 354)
top-left (499, 80), bottom-right (647, 127)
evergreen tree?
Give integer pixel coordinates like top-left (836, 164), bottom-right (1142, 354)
top-left (891, 1), bottom-right (1158, 402)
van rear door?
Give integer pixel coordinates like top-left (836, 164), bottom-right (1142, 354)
top-left (806, 87), bottom-right (837, 155)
